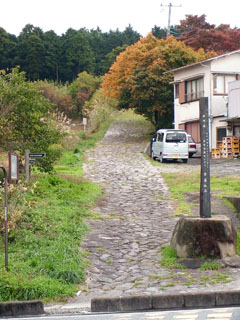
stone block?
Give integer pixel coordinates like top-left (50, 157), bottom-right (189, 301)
top-left (171, 215), bottom-right (236, 258)
top-left (152, 294), bottom-right (184, 309)
top-left (184, 292), bottom-right (215, 308)
top-left (216, 290), bottom-right (240, 306)
top-left (0, 301), bottom-right (44, 316)
top-left (120, 295), bottom-right (152, 311)
top-left (91, 297), bottom-right (121, 312)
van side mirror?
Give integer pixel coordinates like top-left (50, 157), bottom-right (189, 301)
top-left (152, 137), bottom-right (156, 142)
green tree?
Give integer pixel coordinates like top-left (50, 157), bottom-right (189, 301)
top-left (61, 29), bottom-right (95, 82)
top-left (151, 25), bottom-right (167, 39)
top-left (69, 71), bottom-right (101, 115)
top-left (0, 68), bottom-right (62, 172)
top-left (42, 30), bottom-right (61, 82)
top-left (0, 28), bottom-right (17, 70)
top-left (14, 24), bottom-right (45, 80)
top-left (85, 26), bottom-right (141, 75)
top-left (101, 45), bottom-right (128, 75)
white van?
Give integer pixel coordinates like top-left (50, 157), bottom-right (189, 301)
top-left (150, 129), bottom-right (189, 163)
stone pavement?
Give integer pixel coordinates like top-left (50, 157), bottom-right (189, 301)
top-left (45, 120), bottom-right (240, 314)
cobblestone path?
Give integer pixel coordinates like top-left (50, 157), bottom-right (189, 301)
top-left (67, 120), bottom-right (240, 310)
top-left (79, 120), bottom-right (177, 299)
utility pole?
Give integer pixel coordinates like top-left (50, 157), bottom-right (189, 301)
top-left (161, 2), bottom-right (181, 36)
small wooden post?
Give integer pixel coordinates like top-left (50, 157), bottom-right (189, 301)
top-left (25, 149), bottom-right (30, 182)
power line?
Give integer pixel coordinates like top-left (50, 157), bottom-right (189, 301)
top-left (160, 2), bottom-right (182, 36)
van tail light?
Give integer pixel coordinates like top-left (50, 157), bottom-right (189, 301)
top-left (190, 144), bottom-right (196, 148)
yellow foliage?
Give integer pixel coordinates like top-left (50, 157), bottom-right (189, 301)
top-left (102, 34), bottom-right (216, 100)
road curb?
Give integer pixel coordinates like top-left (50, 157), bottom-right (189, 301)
top-left (0, 300), bottom-right (44, 317)
top-left (91, 290), bottom-right (240, 312)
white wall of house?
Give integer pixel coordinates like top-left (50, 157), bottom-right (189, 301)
top-left (174, 63), bottom-right (210, 129)
top-left (228, 81), bottom-right (240, 118)
top-left (211, 53), bottom-right (240, 73)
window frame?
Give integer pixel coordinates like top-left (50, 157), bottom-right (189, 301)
top-left (175, 83), bottom-right (179, 98)
top-left (213, 74), bottom-right (237, 95)
top-left (184, 77), bottom-right (204, 102)
top-left (216, 127), bottom-right (227, 147)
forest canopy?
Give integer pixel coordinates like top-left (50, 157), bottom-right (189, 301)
top-left (0, 15), bottom-right (240, 83)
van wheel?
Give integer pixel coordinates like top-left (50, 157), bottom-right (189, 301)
top-left (183, 159), bottom-right (188, 163)
top-left (150, 149), bottom-right (156, 160)
top-left (159, 154), bottom-right (165, 163)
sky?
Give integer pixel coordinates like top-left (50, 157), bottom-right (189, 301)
top-left (1, 0), bottom-right (240, 37)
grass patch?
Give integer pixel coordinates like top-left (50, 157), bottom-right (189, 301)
top-left (162, 172), bottom-right (199, 216)
top-left (0, 174), bottom-right (102, 301)
top-left (162, 171), bottom-right (240, 198)
top-left (236, 233), bottom-right (240, 255)
top-left (106, 259), bottom-right (113, 266)
top-left (161, 171), bottom-right (240, 216)
top-left (200, 272), bottom-right (231, 285)
top-left (200, 262), bottom-right (221, 271)
top-left (96, 248), bottom-right (108, 253)
top-left (159, 245), bottom-right (185, 269)
top-left (184, 274), bottom-right (196, 288)
top-left (55, 118), bottom-right (114, 177)
top-left (0, 108), bottom-right (116, 302)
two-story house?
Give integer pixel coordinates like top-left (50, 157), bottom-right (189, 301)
top-left (169, 49), bottom-right (240, 149)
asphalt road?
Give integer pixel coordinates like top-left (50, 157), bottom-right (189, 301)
top-left (5, 307), bottom-right (240, 320)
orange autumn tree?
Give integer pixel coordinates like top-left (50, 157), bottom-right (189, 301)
top-left (102, 34), bottom-right (215, 128)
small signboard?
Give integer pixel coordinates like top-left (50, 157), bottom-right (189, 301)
top-left (8, 153), bottom-right (19, 184)
top-left (83, 117), bottom-right (87, 132)
top-left (29, 153), bottom-right (46, 158)
top-left (25, 150), bottom-right (46, 181)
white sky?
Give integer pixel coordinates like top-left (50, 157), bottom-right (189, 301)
top-left (1, 0), bottom-right (240, 37)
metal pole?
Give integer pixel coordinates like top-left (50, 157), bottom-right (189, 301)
top-left (167, 3), bottom-right (172, 36)
top-left (161, 2), bottom-right (182, 37)
top-left (199, 97), bottom-right (211, 218)
top-left (0, 165), bottom-right (8, 271)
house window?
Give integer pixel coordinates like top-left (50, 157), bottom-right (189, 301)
top-left (185, 78), bottom-right (204, 102)
top-left (175, 84), bottom-right (179, 98)
top-left (216, 127), bottom-right (227, 146)
top-left (213, 74), bottom-right (236, 95)
top-left (233, 126), bottom-right (240, 137)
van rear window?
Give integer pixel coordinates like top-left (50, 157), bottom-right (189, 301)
top-left (166, 133), bottom-right (187, 143)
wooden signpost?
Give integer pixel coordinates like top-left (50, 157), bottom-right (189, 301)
top-left (25, 150), bottom-right (46, 181)
top-left (0, 165), bottom-right (8, 271)
top-left (199, 97), bottom-right (211, 218)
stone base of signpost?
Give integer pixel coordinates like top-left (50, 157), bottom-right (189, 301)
top-left (171, 215), bottom-right (237, 259)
